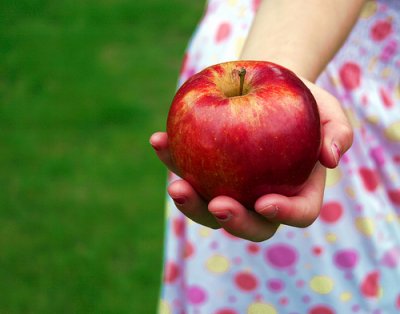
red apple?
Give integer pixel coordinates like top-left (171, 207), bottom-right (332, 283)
top-left (167, 61), bottom-right (321, 209)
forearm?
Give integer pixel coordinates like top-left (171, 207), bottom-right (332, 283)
top-left (240, 0), bottom-right (365, 81)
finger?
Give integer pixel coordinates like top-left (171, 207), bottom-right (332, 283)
top-left (302, 80), bottom-right (353, 168)
top-left (254, 163), bottom-right (326, 227)
top-left (208, 196), bottom-right (279, 242)
top-left (310, 86), bottom-right (353, 168)
top-left (149, 132), bottom-right (180, 174)
top-left (168, 179), bottom-right (220, 229)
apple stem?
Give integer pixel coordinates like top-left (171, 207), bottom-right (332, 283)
top-left (238, 68), bottom-right (246, 96)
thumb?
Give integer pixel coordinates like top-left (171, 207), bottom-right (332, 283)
top-left (308, 85), bottom-right (354, 168)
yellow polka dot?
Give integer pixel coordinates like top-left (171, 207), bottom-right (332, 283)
top-left (381, 67), bottom-right (392, 78)
top-left (206, 255), bottom-right (230, 273)
top-left (395, 83), bottom-right (400, 100)
top-left (199, 227), bottom-right (211, 237)
top-left (304, 263), bottom-right (312, 270)
top-left (326, 168), bottom-right (342, 187)
top-left (366, 115), bottom-right (379, 125)
top-left (346, 186), bottom-right (356, 199)
top-left (361, 0), bottom-right (378, 19)
top-left (386, 213), bottom-right (396, 223)
top-left (158, 300), bottom-right (171, 314)
top-left (326, 232), bottom-right (337, 243)
top-left (368, 56), bottom-right (378, 72)
top-left (384, 121), bottom-right (400, 142)
top-left (340, 292), bottom-right (352, 302)
top-left (355, 217), bottom-right (375, 236)
top-left (247, 302), bottom-right (277, 314)
top-left (310, 276), bottom-right (334, 294)
top-left (228, 0), bottom-right (238, 5)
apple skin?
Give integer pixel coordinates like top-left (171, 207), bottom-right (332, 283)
top-left (167, 61), bottom-right (321, 209)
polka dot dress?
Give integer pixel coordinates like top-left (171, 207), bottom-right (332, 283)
top-left (159, 1), bottom-right (400, 313)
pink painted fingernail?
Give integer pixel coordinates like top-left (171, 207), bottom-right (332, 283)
top-left (331, 142), bottom-right (341, 166)
top-left (259, 204), bottom-right (278, 218)
top-left (172, 196), bottom-right (186, 205)
top-left (212, 211), bottom-right (232, 222)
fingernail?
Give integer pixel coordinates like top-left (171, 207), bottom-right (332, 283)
top-left (212, 211), bottom-right (232, 222)
top-left (331, 142), bottom-right (341, 166)
top-left (150, 139), bottom-right (161, 151)
top-left (172, 196), bottom-right (186, 205)
top-left (259, 204), bottom-right (278, 218)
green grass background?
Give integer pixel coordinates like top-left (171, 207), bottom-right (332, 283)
top-left (0, 0), bottom-right (204, 312)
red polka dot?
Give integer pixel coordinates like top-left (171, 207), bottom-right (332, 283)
top-left (339, 62), bottom-right (361, 90)
top-left (215, 22), bottom-right (231, 43)
top-left (184, 241), bottom-right (194, 259)
top-left (320, 201), bottom-right (343, 223)
top-left (370, 19), bottom-right (393, 41)
top-left (309, 305), bottom-right (335, 314)
top-left (173, 217), bottom-right (185, 237)
top-left (164, 261), bottom-right (180, 284)
top-left (380, 87), bottom-right (394, 108)
top-left (313, 246), bottom-right (323, 256)
top-left (359, 167), bottom-right (380, 192)
top-left (215, 309), bottom-right (238, 314)
top-left (388, 189), bottom-right (400, 206)
top-left (247, 243), bottom-right (260, 254)
top-left (396, 294), bottom-right (400, 309)
top-left (361, 271), bottom-right (380, 298)
top-left (234, 272), bottom-right (258, 291)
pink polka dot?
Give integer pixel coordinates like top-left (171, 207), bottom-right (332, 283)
top-left (370, 146), bottom-right (385, 166)
top-left (215, 308), bottom-right (238, 314)
top-left (380, 39), bottom-right (397, 62)
top-left (265, 244), bottom-right (298, 268)
top-left (361, 271), bottom-right (380, 298)
top-left (309, 305), bottom-right (335, 314)
top-left (320, 201), bottom-right (343, 223)
top-left (267, 278), bottom-right (285, 293)
top-left (370, 19), bottom-right (393, 41)
top-left (164, 261), bottom-right (180, 284)
top-left (359, 167), bottom-right (380, 191)
top-left (279, 296), bottom-right (289, 305)
top-left (396, 294), bottom-right (400, 309)
top-left (187, 285), bottom-right (207, 304)
top-left (252, 0), bottom-right (261, 12)
top-left (339, 62), bottom-right (361, 90)
top-left (334, 249), bottom-right (359, 269)
top-left (215, 22), bottom-right (231, 43)
top-left (381, 247), bottom-right (400, 268)
top-left (234, 272), bottom-right (258, 291)
top-left (388, 189), bottom-right (400, 205)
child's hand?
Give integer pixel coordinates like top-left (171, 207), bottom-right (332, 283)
top-left (150, 80), bottom-right (353, 242)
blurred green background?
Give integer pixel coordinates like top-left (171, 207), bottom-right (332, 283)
top-left (0, 0), bottom-right (203, 313)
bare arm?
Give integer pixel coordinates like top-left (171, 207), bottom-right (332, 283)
top-left (241, 0), bottom-right (365, 81)
top-left (151, 0), bottom-right (360, 241)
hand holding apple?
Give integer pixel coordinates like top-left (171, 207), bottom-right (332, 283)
top-left (167, 61), bottom-right (321, 209)
top-left (150, 62), bottom-right (353, 241)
